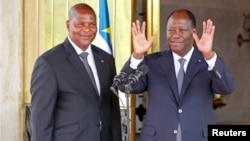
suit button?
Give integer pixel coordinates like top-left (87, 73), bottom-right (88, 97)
top-left (174, 130), bottom-right (178, 134)
top-left (97, 121), bottom-right (102, 131)
top-left (178, 109), bottom-right (182, 113)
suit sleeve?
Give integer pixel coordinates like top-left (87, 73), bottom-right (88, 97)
top-left (30, 57), bottom-right (57, 141)
top-left (210, 56), bottom-right (235, 94)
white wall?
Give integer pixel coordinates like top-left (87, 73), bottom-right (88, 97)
top-left (0, 0), bottom-right (23, 140)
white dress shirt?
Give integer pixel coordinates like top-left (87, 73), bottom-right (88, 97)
top-left (130, 46), bottom-right (217, 73)
top-left (68, 36), bottom-right (101, 95)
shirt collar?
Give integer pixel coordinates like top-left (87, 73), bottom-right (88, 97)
top-left (67, 36), bottom-right (93, 55)
top-left (173, 46), bottom-right (194, 63)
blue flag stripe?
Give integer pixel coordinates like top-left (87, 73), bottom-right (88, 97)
top-left (99, 0), bottom-right (112, 54)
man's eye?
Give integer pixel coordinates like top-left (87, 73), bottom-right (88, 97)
top-left (75, 23), bottom-right (83, 27)
top-left (180, 29), bottom-right (187, 32)
top-left (90, 23), bottom-right (96, 27)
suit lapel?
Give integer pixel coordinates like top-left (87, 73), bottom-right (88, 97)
top-left (64, 39), bottom-right (99, 100)
top-left (179, 48), bottom-right (206, 100)
top-left (159, 49), bottom-right (206, 104)
top-left (92, 46), bottom-right (106, 102)
top-left (158, 51), bottom-right (180, 103)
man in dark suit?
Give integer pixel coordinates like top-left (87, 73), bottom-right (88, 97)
top-left (30, 3), bottom-right (122, 141)
top-left (119, 9), bottom-right (235, 141)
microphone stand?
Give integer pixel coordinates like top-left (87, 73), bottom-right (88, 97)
top-left (124, 83), bottom-right (132, 141)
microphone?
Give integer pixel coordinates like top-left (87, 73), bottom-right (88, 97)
top-left (125, 64), bottom-right (149, 92)
top-left (110, 63), bottom-right (132, 96)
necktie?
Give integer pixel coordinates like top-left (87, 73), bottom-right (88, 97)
top-left (177, 58), bottom-right (185, 95)
top-left (79, 52), bottom-right (98, 92)
top-left (176, 58), bottom-right (185, 141)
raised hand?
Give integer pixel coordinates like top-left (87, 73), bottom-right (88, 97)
top-left (131, 20), bottom-right (156, 59)
top-left (193, 19), bottom-right (215, 60)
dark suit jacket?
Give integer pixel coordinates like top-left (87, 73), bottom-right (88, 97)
top-left (30, 38), bottom-right (122, 141)
top-left (122, 48), bottom-right (235, 141)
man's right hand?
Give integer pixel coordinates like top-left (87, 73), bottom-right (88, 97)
top-left (131, 20), bottom-right (156, 59)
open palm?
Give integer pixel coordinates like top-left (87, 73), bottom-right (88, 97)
top-left (193, 19), bottom-right (215, 59)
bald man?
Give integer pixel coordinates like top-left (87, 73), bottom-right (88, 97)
top-left (30, 3), bottom-right (122, 141)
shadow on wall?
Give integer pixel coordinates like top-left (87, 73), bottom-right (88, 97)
top-left (25, 106), bottom-right (32, 141)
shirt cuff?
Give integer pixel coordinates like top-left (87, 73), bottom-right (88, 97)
top-left (130, 54), bottom-right (144, 69)
top-left (205, 52), bottom-right (217, 70)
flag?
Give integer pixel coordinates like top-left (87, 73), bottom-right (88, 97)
top-left (97, 0), bottom-right (112, 54)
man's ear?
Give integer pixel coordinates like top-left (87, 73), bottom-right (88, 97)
top-left (66, 20), bottom-right (70, 31)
